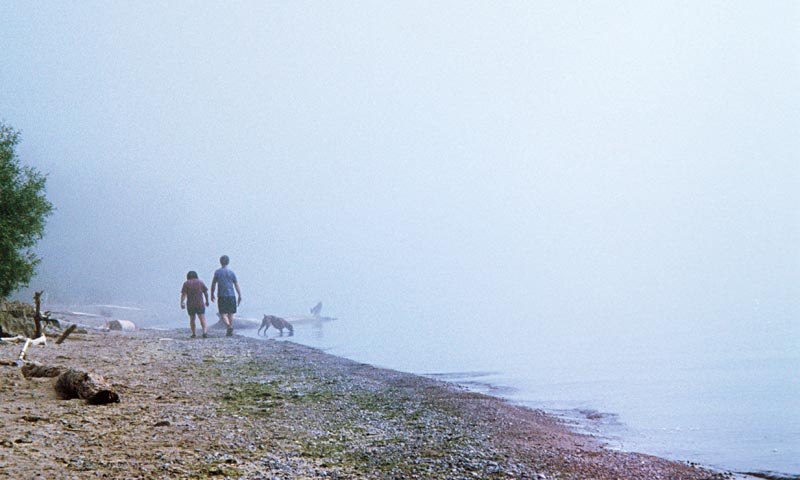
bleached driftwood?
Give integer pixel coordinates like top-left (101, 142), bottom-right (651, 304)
top-left (0, 335), bottom-right (47, 345)
top-left (11, 335), bottom-right (46, 365)
top-left (106, 319), bottom-right (135, 331)
top-left (0, 334), bottom-right (24, 343)
top-left (17, 338), bottom-right (32, 364)
top-left (21, 363), bottom-right (120, 405)
top-left (0, 335), bottom-right (47, 365)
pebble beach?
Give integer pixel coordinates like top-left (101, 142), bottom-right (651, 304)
top-left (0, 327), bottom-right (731, 479)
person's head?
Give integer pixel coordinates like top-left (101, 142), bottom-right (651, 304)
top-left (219, 255), bottom-right (230, 266)
top-left (186, 270), bottom-right (198, 280)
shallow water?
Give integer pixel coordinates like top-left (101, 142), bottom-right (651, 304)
top-left (240, 314), bottom-right (799, 478)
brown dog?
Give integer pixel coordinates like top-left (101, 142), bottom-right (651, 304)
top-left (259, 315), bottom-right (294, 337)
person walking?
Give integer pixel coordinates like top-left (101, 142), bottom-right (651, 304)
top-left (180, 270), bottom-right (209, 338)
top-left (210, 255), bottom-right (242, 337)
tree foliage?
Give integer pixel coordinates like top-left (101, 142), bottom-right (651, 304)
top-left (0, 122), bottom-right (53, 299)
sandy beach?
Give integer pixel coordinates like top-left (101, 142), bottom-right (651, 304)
top-left (0, 327), bottom-right (731, 479)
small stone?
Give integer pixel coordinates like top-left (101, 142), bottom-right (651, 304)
top-left (154, 420), bottom-right (171, 427)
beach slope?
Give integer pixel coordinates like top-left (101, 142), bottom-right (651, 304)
top-left (0, 329), bottom-right (726, 479)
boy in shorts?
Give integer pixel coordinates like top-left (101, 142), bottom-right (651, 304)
top-left (181, 270), bottom-right (210, 338)
top-left (210, 255), bottom-right (242, 337)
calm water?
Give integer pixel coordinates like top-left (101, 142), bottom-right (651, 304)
top-left (238, 312), bottom-right (799, 479)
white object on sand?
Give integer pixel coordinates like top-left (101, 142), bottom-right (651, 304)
top-left (107, 319), bottom-right (136, 331)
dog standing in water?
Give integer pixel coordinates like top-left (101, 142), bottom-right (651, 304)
top-left (259, 315), bottom-right (294, 337)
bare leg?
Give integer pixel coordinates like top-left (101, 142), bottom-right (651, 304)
top-left (189, 313), bottom-right (197, 337)
top-left (198, 313), bottom-right (207, 336)
top-left (225, 313), bottom-right (234, 336)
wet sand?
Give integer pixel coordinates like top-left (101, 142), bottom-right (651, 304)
top-left (0, 328), bottom-right (731, 479)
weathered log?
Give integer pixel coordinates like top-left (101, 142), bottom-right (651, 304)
top-left (22, 363), bottom-right (120, 405)
top-left (33, 291), bottom-right (43, 339)
top-left (54, 369), bottom-right (120, 404)
top-left (55, 324), bottom-right (77, 344)
top-left (21, 362), bottom-right (65, 378)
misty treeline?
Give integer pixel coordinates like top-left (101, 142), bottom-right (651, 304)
top-left (0, 121), bottom-right (53, 300)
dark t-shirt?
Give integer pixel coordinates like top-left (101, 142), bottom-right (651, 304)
top-left (181, 278), bottom-right (208, 310)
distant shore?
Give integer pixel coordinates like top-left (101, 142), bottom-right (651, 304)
top-left (0, 327), bottom-right (730, 479)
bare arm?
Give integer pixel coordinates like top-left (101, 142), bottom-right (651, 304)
top-left (203, 286), bottom-right (210, 307)
top-left (234, 282), bottom-right (242, 306)
top-left (180, 291), bottom-right (187, 309)
top-left (210, 278), bottom-right (217, 302)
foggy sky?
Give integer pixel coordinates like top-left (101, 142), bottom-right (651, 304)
top-left (1, 2), bottom-right (798, 350)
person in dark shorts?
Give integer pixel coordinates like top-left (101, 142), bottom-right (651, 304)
top-left (180, 270), bottom-right (210, 338)
top-left (210, 255), bottom-right (242, 337)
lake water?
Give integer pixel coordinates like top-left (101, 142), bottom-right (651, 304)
top-left (238, 312), bottom-right (799, 479)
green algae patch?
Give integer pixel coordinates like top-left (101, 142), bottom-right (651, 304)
top-left (195, 461), bottom-right (242, 478)
top-left (213, 359), bottom-right (487, 478)
top-left (219, 380), bottom-right (285, 416)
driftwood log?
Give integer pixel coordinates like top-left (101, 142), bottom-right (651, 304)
top-left (33, 291), bottom-right (44, 339)
top-left (56, 369), bottom-right (120, 405)
top-left (55, 324), bottom-right (77, 344)
top-left (20, 363), bottom-right (63, 378)
top-left (21, 363), bottom-right (120, 405)
top-left (107, 319), bottom-right (135, 331)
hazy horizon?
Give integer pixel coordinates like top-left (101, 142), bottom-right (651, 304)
top-left (3, 3), bottom-right (799, 473)
top-left (2, 2), bottom-right (798, 353)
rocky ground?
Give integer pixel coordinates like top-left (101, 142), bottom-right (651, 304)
top-left (0, 328), bottom-right (733, 479)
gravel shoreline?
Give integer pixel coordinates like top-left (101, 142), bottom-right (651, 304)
top-left (0, 328), bottom-right (732, 479)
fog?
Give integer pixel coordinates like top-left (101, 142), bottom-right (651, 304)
top-left (2, 2), bottom-right (798, 357)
